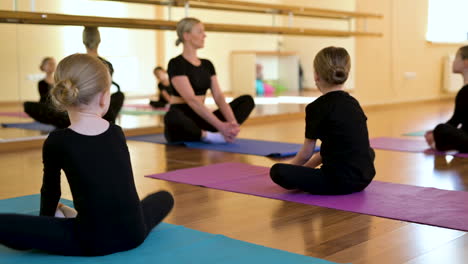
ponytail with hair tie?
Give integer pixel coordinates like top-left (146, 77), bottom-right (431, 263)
top-left (175, 17), bottom-right (201, 47)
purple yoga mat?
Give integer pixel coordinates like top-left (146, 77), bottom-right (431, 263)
top-left (370, 137), bottom-right (468, 158)
top-left (370, 137), bottom-right (429, 152)
top-left (0, 112), bottom-right (29, 118)
top-left (147, 162), bottom-right (468, 231)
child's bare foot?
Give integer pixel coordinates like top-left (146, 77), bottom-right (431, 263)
top-left (56, 203), bottom-right (78, 218)
top-left (54, 206), bottom-right (65, 218)
top-left (425, 131), bottom-right (436, 149)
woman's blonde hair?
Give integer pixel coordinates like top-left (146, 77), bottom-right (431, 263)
top-left (175, 17), bottom-right (201, 46)
top-left (82, 26), bottom-right (101, 50)
top-left (313, 46), bottom-right (350, 86)
top-left (458, 45), bottom-right (468, 60)
top-left (50, 54), bottom-right (111, 111)
top-left (39, 57), bottom-right (53, 72)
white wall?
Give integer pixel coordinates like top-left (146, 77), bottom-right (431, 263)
top-left (355, 0), bottom-right (457, 106)
top-left (281, 0), bottom-right (356, 90)
top-left (0, 1), bottom-right (20, 101)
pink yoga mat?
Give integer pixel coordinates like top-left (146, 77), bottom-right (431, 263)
top-left (0, 112), bottom-right (29, 118)
top-left (124, 104), bottom-right (168, 111)
top-left (370, 137), bottom-right (468, 158)
top-left (147, 162), bottom-right (468, 231)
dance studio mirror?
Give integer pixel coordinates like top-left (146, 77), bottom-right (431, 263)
top-left (0, 0), bottom-right (358, 144)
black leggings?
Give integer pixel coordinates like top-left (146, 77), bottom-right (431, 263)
top-left (23, 91), bottom-right (125, 129)
top-left (164, 95), bottom-right (255, 142)
top-left (149, 100), bottom-right (168, 108)
top-left (23, 102), bottom-right (70, 129)
top-left (270, 164), bottom-right (372, 195)
top-left (433, 123), bottom-right (468, 152)
top-left (0, 191), bottom-right (173, 256)
top-left (270, 149), bottom-right (375, 195)
top-left (102, 91), bottom-right (125, 123)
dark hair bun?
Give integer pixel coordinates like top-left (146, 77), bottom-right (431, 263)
top-left (331, 67), bottom-right (348, 84)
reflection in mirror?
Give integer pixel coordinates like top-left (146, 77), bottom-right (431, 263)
top-left (0, 1), bottom-right (161, 142)
top-left (0, 0), bottom-right (354, 144)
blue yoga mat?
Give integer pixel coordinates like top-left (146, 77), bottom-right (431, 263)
top-left (128, 134), bottom-right (319, 157)
top-left (0, 195), bottom-right (339, 264)
top-left (1, 122), bottom-right (55, 132)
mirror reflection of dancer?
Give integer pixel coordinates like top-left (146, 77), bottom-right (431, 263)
top-left (23, 27), bottom-right (126, 129)
top-left (0, 54), bottom-right (173, 256)
top-left (23, 57), bottom-right (70, 129)
top-left (83, 26), bottom-right (125, 124)
top-left (149, 66), bottom-right (171, 108)
top-left (37, 57), bottom-right (56, 104)
top-left (164, 17), bottom-right (255, 143)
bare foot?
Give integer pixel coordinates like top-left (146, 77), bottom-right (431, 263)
top-left (56, 203), bottom-right (78, 218)
top-left (425, 131), bottom-right (436, 149)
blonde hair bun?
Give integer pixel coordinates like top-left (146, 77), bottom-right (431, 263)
top-left (83, 26), bottom-right (101, 50)
top-left (50, 53), bottom-right (111, 111)
top-left (50, 79), bottom-right (79, 110)
top-left (314, 46), bottom-right (351, 86)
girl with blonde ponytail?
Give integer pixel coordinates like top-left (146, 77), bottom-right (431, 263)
top-left (0, 53), bottom-right (173, 256)
top-left (270, 46), bottom-right (375, 195)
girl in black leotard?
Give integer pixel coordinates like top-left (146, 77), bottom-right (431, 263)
top-left (164, 17), bottom-right (255, 144)
top-left (425, 46), bottom-right (468, 152)
top-left (150, 66), bottom-right (171, 108)
top-left (0, 54), bottom-right (173, 256)
top-left (270, 47), bottom-right (375, 195)
top-left (23, 57), bottom-right (71, 129)
top-left (37, 57), bottom-right (56, 104)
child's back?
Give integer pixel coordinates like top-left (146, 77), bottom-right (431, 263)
top-left (0, 54), bottom-right (173, 257)
top-left (306, 90), bottom-right (375, 185)
top-left (42, 124), bottom-right (147, 255)
top-left (270, 46), bottom-right (375, 195)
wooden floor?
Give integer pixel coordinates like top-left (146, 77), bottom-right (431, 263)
top-left (1, 98), bottom-right (467, 263)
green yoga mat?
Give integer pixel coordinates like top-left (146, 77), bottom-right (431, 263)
top-left (0, 195), bottom-right (341, 264)
top-left (402, 131), bottom-right (426, 137)
top-left (120, 109), bottom-right (167, 116)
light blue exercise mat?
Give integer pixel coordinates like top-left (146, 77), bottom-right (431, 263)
top-left (0, 195), bottom-right (341, 264)
top-left (128, 133), bottom-right (319, 157)
top-left (402, 131), bottom-right (426, 137)
top-left (1, 122), bottom-right (55, 132)
top-left (120, 109), bottom-right (167, 116)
